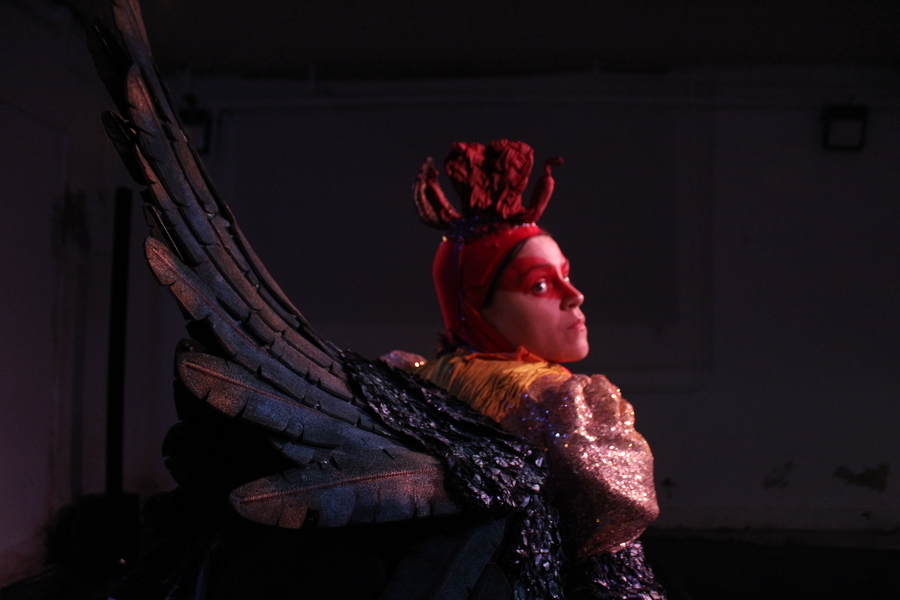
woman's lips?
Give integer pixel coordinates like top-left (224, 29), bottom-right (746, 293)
top-left (569, 318), bottom-right (587, 331)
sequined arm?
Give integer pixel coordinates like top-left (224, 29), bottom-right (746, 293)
top-left (499, 374), bottom-right (659, 560)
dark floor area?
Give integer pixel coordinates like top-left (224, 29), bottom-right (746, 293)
top-left (3, 530), bottom-right (898, 600)
top-left (641, 530), bottom-right (900, 600)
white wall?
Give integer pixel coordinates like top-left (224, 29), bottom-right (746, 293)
top-left (642, 85), bottom-right (900, 529)
top-left (2, 0), bottom-right (898, 584)
top-left (181, 67), bottom-right (900, 532)
top-left (0, 0), bottom-right (178, 583)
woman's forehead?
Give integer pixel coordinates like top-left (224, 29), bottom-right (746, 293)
top-left (517, 235), bottom-right (567, 263)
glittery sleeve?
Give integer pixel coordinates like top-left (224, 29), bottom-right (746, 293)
top-left (498, 373), bottom-right (659, 560)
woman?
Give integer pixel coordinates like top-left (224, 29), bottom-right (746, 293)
top-left (87, 3), bottom-right (656, 597)
top-left (387, 139), bottom-right (665, 598)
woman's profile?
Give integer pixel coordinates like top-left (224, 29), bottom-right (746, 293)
top-left (390, 140), bottom-right (664, 596)
top-left (89, 2), bottom-right (665, 598)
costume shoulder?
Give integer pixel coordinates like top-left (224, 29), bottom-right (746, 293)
top-left (502, 373), bottom-right (661, 560)
top-left (415, 349), bottom-right (570, 423)
top-left (416, 349), bottom-right (660, 560)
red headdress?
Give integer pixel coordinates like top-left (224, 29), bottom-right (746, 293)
top-left (414, 140), bottom-right (563, 352)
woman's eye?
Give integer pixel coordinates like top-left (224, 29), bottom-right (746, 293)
top-left (531, 280), bottom-right (549, 294)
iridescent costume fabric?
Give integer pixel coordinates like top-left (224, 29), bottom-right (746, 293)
top-left (407, 349), bottom-right (665, 599)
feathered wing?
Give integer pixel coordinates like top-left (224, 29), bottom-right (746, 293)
top-left (87, 0), bottom-right (459, 529)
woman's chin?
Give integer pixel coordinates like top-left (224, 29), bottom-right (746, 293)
top-left (551, 339), bottom-right (590, 364)
top-left (563, 348), bottom-right (590, 364)
top-left (564, 331), bottom-right (590, 362)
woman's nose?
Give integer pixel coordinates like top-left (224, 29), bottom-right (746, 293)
top-left (561, 281), bottom-right (584, 309)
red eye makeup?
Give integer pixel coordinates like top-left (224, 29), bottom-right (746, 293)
top-left (495, 256), bottom-right (574, 300)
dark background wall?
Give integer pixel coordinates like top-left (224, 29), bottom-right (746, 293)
top-left (184, 70), bottom-right (900, 533)
top-left (2, 0), bottom-right (898, 584)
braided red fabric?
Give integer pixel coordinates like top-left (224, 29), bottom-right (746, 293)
top-left (444, 140), bottom-right (534, 219)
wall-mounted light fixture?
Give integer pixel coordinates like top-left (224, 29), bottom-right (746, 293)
top-left (179, 93), bottom-right (212, 155)
top-left (820, 104), bottom-right (868, 152)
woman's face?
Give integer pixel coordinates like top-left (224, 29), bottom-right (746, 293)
top-left (480, 235), bottom-right (589, 363)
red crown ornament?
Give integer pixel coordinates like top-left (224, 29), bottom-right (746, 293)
top-left (414, 140), bottom-right (563, 235)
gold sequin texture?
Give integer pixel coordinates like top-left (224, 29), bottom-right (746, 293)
top-left (499, 374), bottom-right (659, 560)
top-left (415, 351), bottom-right (659, 561)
